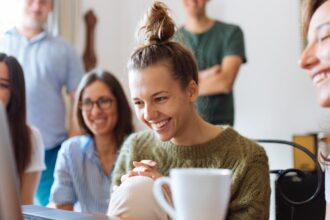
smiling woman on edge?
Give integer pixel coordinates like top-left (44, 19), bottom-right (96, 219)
top-left (299, 0), bottom-right (330, 219)
top-left (0, 53), bottom-right (45, 204)
top-left (50, 70), bottom-right (133, 214)
top-left (107, 2), bottom-right (270, 220)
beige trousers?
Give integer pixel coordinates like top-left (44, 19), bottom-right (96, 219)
top-left (108, 176), bottom-right (171, 220)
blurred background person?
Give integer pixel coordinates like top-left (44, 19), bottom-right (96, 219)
top-left (177, 0), bottom-right (247, 126)
top-left (0, 53), bottom-right (45, 204)
top-left (0, 0), bottom-right (84, 205)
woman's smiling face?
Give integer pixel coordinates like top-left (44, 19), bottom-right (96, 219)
top-left (129, 63), bottom-right (197, 143)
top-left (300, 1), bottom-right (330, 107)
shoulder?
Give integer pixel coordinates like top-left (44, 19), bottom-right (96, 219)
top-left (214, 20), bottom-right (243, 37)
top-left (29, 126), bottom-right (44, 154)
top-left (125, 130), bottom-right (156, 144)
top-left (45, 34), bottom-right (77, 53)
top-left (60, 135), bottom-right (92, 156)
top-left (121, 130), bottom-right (158, 153)
top-left (221, 127), bottom-right (268, 162)
top-left (25, 126), bottom-right (46, 172)
top-left (215, 21), bottom-right (241, 31)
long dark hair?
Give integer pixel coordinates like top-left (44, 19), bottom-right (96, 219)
top-left (128, 1), bottom-right (198, 90)
top-left (76, 69), bottom-right (134, 148)
top-left (0, 53), bottom-right (32, 179)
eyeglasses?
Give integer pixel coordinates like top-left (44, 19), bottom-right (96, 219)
top-left (80, 97), bottom-right (114, 112)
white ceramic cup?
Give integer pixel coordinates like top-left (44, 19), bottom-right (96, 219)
top-left (153, 168), bottom-right (232, 220)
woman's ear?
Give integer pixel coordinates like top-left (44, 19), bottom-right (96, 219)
top-left (187, 80), bottom-right (198, 102)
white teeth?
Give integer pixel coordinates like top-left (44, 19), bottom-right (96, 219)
top-left (94, 119), bottom-right (106, 124)
top-left (313, 72), bottom-right (330, 85)
top-left (151, 120), bottom-right (168, 129)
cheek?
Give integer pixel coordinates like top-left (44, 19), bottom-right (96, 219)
top-left (0, 90), bottom-right (11, 106)
top-left (319, 43), bottom-right (330, 61)
top-left (134, 107), bottom-right (144, 122)
top-left (82, 111), bottom-right (90, 124)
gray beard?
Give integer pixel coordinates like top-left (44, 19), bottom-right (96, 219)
top-left (19, 15), bottom-right (45, 31)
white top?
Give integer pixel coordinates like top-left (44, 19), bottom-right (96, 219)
top-left (326, 167), bottom-right (330, 202)
top-left (25, 126), bottom-right (46, 173)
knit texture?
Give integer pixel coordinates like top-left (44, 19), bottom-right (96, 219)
top-left (111, 127), bottom-right (270, 220)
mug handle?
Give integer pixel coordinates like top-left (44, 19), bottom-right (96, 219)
top-left (153, 177), bottom-right (176, 219)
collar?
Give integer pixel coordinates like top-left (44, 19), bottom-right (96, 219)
top-left (82, 135), bottom-right (98, 160)
top-left (7, 28), bottom-right (48, 44)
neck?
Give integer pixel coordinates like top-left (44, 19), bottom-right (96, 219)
top-left (16, 25), bottom-right (44, 40)
top-left (185, 14), bottom-right (214, 33)
top-left (171, 109), bottom-right (222, 146)
top-left (94, 134), bottom-right (116, 155)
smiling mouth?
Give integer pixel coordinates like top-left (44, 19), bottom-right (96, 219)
top-left (313, 72), bottom-right (330, 85)
top-left (150, 119), bottom-right (169, 130)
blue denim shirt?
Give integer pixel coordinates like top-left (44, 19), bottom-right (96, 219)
top-left (51, 135), bottom-right (112, 214)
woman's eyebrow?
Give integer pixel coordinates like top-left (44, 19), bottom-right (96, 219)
top-left (316, 21), bottom-right (330, 31)
top-left (0, 77), bottom-right (9, 82)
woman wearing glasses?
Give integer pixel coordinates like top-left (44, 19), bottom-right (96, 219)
top-left (0, 53), bottom-right (45, 204)
top-left (50, 69), bottom-right (134, 214)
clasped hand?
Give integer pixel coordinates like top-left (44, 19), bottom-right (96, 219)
top-left (121, 160), bottom-right (162, 183)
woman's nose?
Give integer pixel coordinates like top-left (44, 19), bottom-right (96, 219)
top-left (299, 43), bottom-right (318, 70)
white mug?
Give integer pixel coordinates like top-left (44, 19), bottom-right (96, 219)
top-left (153, 168), bottom-right (232, 220)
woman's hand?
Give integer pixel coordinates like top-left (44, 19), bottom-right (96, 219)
top-left (120, 160), bottom-right (162, 183)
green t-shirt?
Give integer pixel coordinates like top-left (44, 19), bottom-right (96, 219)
top-left (177, 21), bottom-right (246, 126)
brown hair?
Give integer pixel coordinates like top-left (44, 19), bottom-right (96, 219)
top-left (301, 0), bottom-right (327, 37)
top-left (76, 70), bottom-right (134, 148)
top-left (0, 53), bottom-right (32, 179)
top-left (128, 1), bottom-right (198, 89)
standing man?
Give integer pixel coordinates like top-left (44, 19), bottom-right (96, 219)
top-left (177, 0), bottom-right (247, 126)
top-left (0, 0), bottom-right (84, 205)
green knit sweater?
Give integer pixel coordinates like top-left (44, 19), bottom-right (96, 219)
top-left (112, 127), bottom-right (270, 220)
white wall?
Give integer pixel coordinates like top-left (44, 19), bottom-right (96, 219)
top-left (79, 0), bottom-right (329, 170)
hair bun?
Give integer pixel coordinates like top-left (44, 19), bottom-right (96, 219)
top-left (139, 1), bottom-right (176, 44)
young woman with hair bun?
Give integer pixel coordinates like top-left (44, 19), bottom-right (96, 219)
top-left (108, 2), bottom-right (270, 220)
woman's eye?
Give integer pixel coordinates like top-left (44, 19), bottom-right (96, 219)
top-left (155, 97), bottom-right (167, 102)
top-left (320, 34), bottom-right (330, 42)
top-left (134, 100), bottom-right (143, 106)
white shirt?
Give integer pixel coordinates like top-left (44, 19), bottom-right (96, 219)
top-left (25, 126), bottom-right (46, 173)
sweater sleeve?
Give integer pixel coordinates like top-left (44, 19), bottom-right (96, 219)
top-left (111, 134), bottom-right (136, 189)
top-left (228, 148), bottom-right (270, 220)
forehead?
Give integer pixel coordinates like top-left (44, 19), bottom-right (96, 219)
top-left (129, 64), bottom-right (179, 97)
top-left (308, 1), bottom-right (330, 37)
top-left (0, 63), bottom-right (9, 79)
top-left (82, 80), bottom-right (113, 98)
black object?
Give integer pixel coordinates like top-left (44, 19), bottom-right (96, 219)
top-left (256, 139), bottom-right (325, 220)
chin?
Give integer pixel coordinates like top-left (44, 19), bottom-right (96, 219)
top-left (317, 91), bottom-right (330, 107)
top-left (154, 132), bottom-right (172, 142)
top-left (22, 19), bottom-right (44, 29)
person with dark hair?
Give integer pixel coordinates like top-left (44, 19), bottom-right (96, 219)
top-left (0, 0), bottom-right (84, 206)
top-left (176, 0), bottom-right (246, 126)
top-left (299, 0), bottom-right (330, 218)
top-left (0, 53), bottom-right (45, 204)
top-left (50, 69), bottom-right (134, 214)
top-left (107, 2), bottom-right (270, 220)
